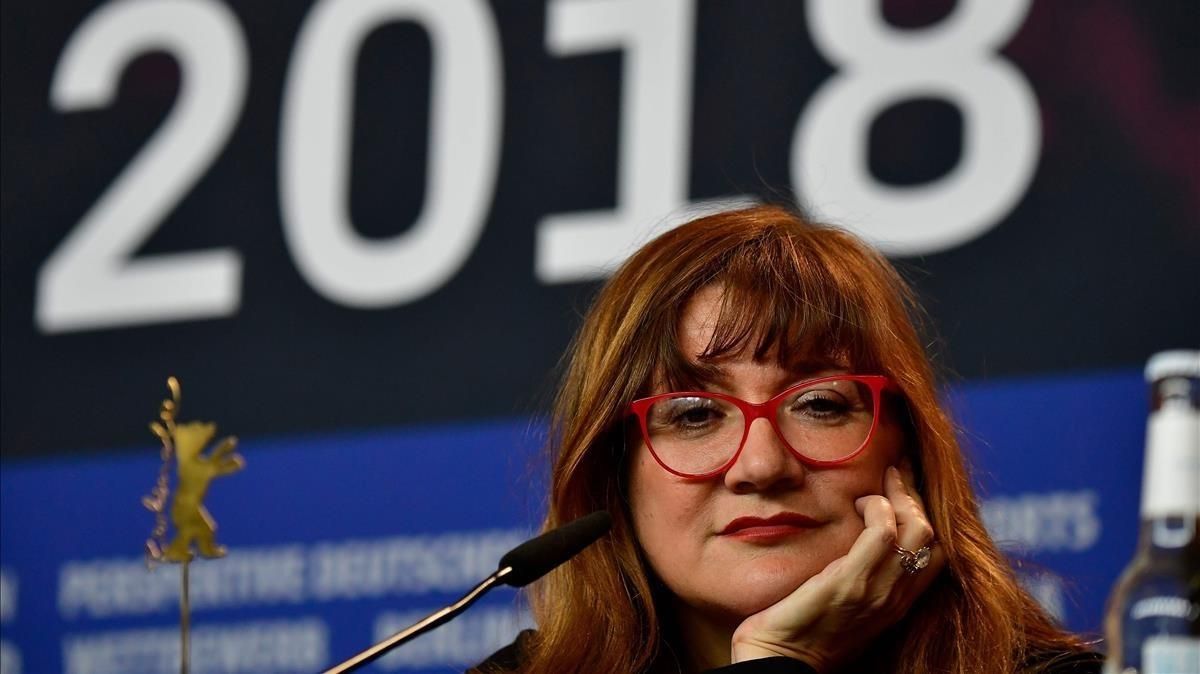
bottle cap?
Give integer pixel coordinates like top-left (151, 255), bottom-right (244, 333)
top-left (1145, 350), bottom-right (1200, 382)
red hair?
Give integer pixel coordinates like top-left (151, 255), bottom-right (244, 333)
top-left (504, 205), bottom-right (1087, 673)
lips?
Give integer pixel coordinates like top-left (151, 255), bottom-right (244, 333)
top-left (720, 512), bottom-right (820, 536)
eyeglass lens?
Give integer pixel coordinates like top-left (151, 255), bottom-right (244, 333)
top-left (643, 378), bottom-right (877, 475)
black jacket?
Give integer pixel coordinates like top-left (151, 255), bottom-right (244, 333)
top-left (473, 630), bottom-right (1104, 673)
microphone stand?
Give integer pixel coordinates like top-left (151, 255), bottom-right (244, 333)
top-left (321, 565), bottom-right (514, 674)
top-left (320, 511), bottom-right (610, 674)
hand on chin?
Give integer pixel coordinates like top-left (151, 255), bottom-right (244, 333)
top-left (708, 548), bottom-right (835, 618)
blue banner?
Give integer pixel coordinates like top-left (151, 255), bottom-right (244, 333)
top-left (2, 370), bottom-right (1144, 673)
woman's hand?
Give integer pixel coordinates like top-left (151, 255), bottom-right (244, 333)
top-left (728, 465), bottom-right (944, 672)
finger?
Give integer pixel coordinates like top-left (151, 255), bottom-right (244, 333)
top-left (897, 538), bottom-right (946, 600)
top-left (883, 540), bottom-right (946, 624)
top-left (886, 466), bottom-right (935, 550)
top-left (749, 553), bottom-right (847, 633)
top-left (843, 495), bottom-right (898, 576)
top-left (896, 457), bottom-right (930, 511)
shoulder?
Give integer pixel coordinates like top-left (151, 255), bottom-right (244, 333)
top-left (469, 629), bottom-right (535, 673)
top-left (707, 650), bottom-right (1104, 674)
top-left (706, 657), bottom-right (819, 673)
top-left (470, 632), bottom-right (818, 674)
top-left (706, 649), bottom-right (1105, 674)
top-left (1028, 650), bottom-right (1105, 674)
top-left (471, 634), bottom-right (1102, 674)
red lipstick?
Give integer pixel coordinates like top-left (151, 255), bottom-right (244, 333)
top-left (720, 513), bottom-right (820, 541)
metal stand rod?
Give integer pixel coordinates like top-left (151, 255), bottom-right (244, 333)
top-left (321, 566), bottom-right (513, 674)
top-left (181, 561), bottom-right (191, 674)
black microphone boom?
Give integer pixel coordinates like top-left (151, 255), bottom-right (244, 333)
top-left (321, 511), bottom-right (612, 674)
top-left (497, 510), bottom-right (612, 587)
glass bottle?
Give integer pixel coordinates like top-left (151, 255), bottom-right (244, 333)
top-left (1104, 350), bottom-right (1200, 674)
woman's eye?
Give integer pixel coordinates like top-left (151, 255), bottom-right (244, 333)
top-left (805, 396), bottom-right (845, 412)
top-left (789, 392), bottom-right (851, 418)
top-left (649, 398), bottom-right (724, 431)
top-left (673, 405), bottom-right (719, 426)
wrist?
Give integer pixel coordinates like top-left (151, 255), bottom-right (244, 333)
top-left (730, 634), bottom-right (827, 672)
top-left (729, 637), bottom-right (804, 664)
top-left (730, 642), bottom-right (785, 663)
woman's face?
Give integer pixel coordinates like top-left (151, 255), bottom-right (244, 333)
top-left (627, 286), bottom-right (905, 628)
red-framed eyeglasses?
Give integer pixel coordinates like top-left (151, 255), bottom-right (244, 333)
top-left (627, 374), bottom-right (894, 478)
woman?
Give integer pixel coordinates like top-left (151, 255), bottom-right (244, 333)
top-left (478, 205), bottom-right (1098, 673)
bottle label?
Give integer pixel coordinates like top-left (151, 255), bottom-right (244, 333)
top-left (1151, 518), bottom-right (1197, 549)
top-left (1142, 635), bottom-right (1200, 674)
top-left (1140, 408), bottom-right (1200, 518)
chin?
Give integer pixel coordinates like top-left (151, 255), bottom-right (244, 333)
top-left (704, 553), bottom-right (827, 619)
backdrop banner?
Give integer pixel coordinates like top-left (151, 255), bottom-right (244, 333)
top-left (2, 0), bottom-right (1196, 672)
top-left (1, 371), bottom-right (1145, 673)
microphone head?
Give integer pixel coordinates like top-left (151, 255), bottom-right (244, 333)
top-left (497, 511), bottom-right (612, 587)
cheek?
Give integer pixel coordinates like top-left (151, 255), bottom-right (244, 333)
top-left (627, 447), bottom-right (709, 555)
top-left (628, 448), bottom-right (664, 538)
top-left (863, 419), bottom-right (906, 479)
top-left (629, 449), bottom-right (671, 528)
top-left (817, 421), bottom-right (907, 515)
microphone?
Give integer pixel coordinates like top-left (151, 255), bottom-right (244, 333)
top-left (321, 511), bottom-right (612, 674)
top-left (497, 510), bottom-right (612, 587)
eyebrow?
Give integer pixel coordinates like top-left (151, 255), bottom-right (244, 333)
top-left (682, 357), bottom-right (850, 392)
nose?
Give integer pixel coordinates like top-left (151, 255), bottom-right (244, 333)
top-left (723, 417), bottom-right (806, 493)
